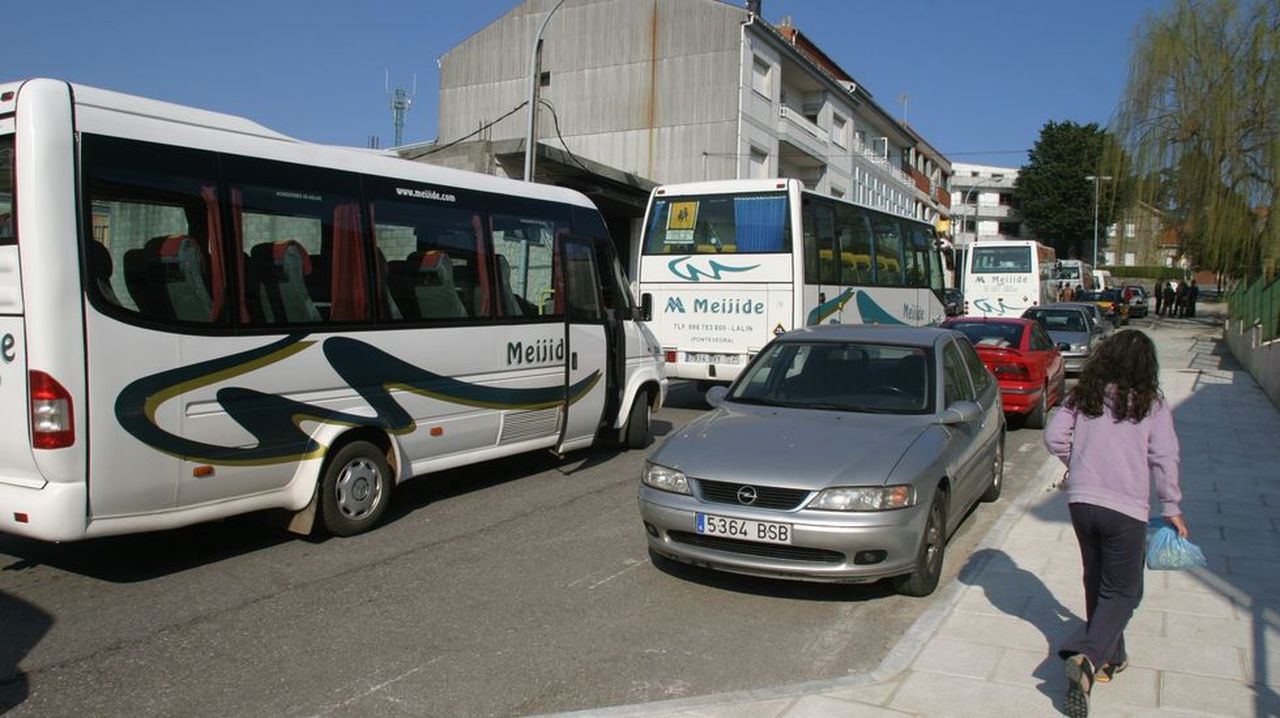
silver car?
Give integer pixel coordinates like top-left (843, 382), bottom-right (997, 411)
top-left (1059, 302), bottom-right (1114, 341)
top-left (1022, 304), bottom-right (1102, 374)
top-left (638, 325), bottom-right (1005, 596)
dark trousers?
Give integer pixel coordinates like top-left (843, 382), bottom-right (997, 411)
top-left (1058, 503), bottom-right (1147, 669)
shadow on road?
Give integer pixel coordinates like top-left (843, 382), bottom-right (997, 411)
top-left (0, 590), bottom-right (52, 713)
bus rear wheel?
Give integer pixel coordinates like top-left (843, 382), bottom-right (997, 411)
top-left (320, 440), bottom-right (392, 537)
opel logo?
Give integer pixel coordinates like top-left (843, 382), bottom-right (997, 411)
top-left (736, 485), bottom-right (758, 505)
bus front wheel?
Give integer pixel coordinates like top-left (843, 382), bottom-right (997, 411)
top-left (625, 392), bottom-right (652, 450)
top-left (320, 440), bottom-right (392, 536)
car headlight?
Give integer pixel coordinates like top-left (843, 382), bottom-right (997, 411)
top-left (1071, 343), bottom-right (1089, 352)
top-left (807, 485), bottom-right (916, 511)
top-left (641, 462), bottom-right (691, 495)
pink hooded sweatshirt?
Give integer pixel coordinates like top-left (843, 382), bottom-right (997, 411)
top-left (1044, 395), bottom-right (1182, 523)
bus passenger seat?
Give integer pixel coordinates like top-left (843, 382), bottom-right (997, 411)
top-left (408, 250), bottom-right (467, 319)
top-left (495, 255), bottom-right (523, 316)
top-left (149, 235), bottom-right (213, 321)
top-left (87, 240), bottom-right (121, 307)
top-left (251, 240), bottom-right (322, 323)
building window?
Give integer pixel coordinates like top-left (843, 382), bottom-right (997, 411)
top-left (752, 56), bottom-right (772, 99)
top-left (749, 148), bottom-right (769, 179)
top-left (1124, 222), bottom-right (1136, 238)
top-left (1104, 250), bottom-right (1116, 265)
top-left (1123, 252), bottom-right (1136, 266)
top-left (831, 113), bottom-right (848, 149)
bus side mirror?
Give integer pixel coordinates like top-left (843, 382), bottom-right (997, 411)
top-left (640, 293), bottom-right (653, 322)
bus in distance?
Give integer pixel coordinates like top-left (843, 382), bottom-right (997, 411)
top-left (962, 239), bottom-right (1057, 317)
top-left (635, 179), bottom-right (947, 384)
top-left (0, 78), bottom-right (666, 542)
top-left (1052, 258), bottom-right (1094, 294)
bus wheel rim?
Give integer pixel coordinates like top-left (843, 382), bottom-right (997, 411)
top-left (335, 458), bottom-right (382, 519)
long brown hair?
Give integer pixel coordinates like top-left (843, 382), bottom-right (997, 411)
top-left (1066, 329), bottom-right (1162, 422)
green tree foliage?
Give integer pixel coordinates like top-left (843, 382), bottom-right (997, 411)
top-left (1014, 121), bottom-right (1127, 261)
top-left (1110, 0), bottom-right (1280, 281)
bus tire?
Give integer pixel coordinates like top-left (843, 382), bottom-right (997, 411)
top-left (319, 440), bottom-right (392, 537)
top-left (625, 391), bottom-right (651, 450)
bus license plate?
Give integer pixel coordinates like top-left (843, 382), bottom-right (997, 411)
top-left (685, 352), bottom-right (740, 365)
top-left (696, 513), bottom-right (792, 545)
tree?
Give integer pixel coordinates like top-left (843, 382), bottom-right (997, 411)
top-left (1014, 121), bottom-right (1128, 262)
top-left (1110, 0), bottom-right (1280, 281)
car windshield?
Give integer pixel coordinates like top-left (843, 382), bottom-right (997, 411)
top-left (728, 340), bottom-right (933, 414)
top-left (1025, 309), bottom-right (1087, 332)
top-left (946, 322), bottom-right (1023, 349)
top-left (1076, 291), bottom-right (1104, 302)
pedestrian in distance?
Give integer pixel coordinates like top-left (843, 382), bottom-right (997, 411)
top-left (1186, 279), bottom-right (1199, 318)
top-left (1174, 282), bottom-right (1188, 317)
top-left (1162, 281), bottom-right (1176, 317)
top-left (1062, 284), bottom-right (1075, 302)
top-left (1044, 330), bottom-right (1188, 718)
top-left (1154, 281), bottom-right (1165, 316)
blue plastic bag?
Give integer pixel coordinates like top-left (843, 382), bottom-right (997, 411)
top-left (1146, 519), bottom-right (1207, 570)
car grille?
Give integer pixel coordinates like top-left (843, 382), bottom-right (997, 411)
top-left (668, 531), bottom-right (844, 563)
top-left (695, 478), bottom-right (810, 510)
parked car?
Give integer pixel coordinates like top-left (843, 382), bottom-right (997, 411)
top-left (1074, 289), bottom-right (1129, 326)
top-left (1121, 284), bottom-right (1149, 318)
top-left (1059, 302), bottom-right (1115, 341)
top-left (941, 317), bottom-right (1065, 429)
top-left (638, 324), bottom-right (1005, 596)
top-left (1022, 304), bottom-right (1103, 374)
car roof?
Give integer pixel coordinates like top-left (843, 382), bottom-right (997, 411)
top-left (776, 323), bottom-right (952, 348)
top-left (1027, 304), bottom-right (1089, 314)
top-left (942, 316), bottom-right (1034, 326)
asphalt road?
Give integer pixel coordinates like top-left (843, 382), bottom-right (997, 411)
top-left (0, 380), bottom-right (1059, 717)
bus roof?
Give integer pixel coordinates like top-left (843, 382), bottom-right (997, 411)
top-left (3, 78), bottom-right (597, 211)
top-left (651, 178), bottom-right (798, 196)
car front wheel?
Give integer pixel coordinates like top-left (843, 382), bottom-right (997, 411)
top-left (894, 489), bottom-right (947, 597)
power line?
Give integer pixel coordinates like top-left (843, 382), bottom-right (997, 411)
top-left (404, 100), bottom-right (529, 160)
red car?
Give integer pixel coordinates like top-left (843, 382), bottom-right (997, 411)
top-left (941, 317), bottom-right (1066, 429)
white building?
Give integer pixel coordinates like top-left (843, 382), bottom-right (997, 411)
top-left (949, 162), bottom-right (1027, 248)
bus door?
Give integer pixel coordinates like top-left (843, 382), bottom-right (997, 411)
top-left (591, 237), bottom-right (631, 425)
top-left (802, 200), bottom-right (842, 325)
top-left (556, 235), bottom-right (608, 453)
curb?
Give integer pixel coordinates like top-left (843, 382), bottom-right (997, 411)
top-left (543, 452), bottom-right (1064, 717)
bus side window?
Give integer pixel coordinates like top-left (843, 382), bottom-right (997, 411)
top-left (872, 218), bottom-right (904, 286)
top-left (491, 212), bottom-right (565, 318)
top-left (836, 204), bottom-right (873, 285)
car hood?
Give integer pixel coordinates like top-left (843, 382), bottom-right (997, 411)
top-left (650, 401), bottom-right (932, 489)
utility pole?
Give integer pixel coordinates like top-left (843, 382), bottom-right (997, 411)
top-left (523, 0), bottom-right (570, 182)
top-left (1084, 175), bottom-right (1113, 269)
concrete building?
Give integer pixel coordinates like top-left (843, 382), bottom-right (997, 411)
top-left (949, 162), bottom-right (1028, 248)
top-left (407, 0), bottom-right (952, 269)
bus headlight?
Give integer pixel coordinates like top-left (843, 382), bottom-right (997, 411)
top-left (642, 462), bottom-right (691, 495)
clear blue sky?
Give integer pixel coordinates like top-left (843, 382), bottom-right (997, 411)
top-left (8, 0), bottom-right (1170, 169)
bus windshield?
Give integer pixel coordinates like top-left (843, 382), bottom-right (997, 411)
top-left (642, 192), bottom-right (789, 255)
top-left (971, 246), bottom-right (1031, 273)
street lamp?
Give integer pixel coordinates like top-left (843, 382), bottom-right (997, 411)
top-left (1084, 175), bottom-right (1112, 269)
top-left (523, 0), bottom-right (570, 182)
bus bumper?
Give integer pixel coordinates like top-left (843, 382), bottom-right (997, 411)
top-left (0, 479), bottom-right (89, 542)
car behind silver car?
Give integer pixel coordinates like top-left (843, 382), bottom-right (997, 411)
top-left (1022, 304), bottom-right (1102, 374)
top-left (637, 325), bottom-right (1005, 596)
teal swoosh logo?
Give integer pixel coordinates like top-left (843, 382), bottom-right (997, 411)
top-left (855, 291), bottom-right (906, 325)
top-left (806, 289), bottom-right (854, 325)
top-left (667, 256), bottom-right (760, 282)
top-left (116, 335), bottom-right (599, 466)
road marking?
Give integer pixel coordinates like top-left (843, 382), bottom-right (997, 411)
top-left (308, 660), bottom-right (439, 717)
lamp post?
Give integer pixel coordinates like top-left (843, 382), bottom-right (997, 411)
top-left (523, 0), bottom-right (570, 182)
top-left (1084, 174), bottom-right (1112, 269)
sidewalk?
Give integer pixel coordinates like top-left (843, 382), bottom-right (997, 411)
top-left (570, 309), bottom-right (1280, 717)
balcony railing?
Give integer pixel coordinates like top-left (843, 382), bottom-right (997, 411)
top-left (777, 106), bottom-right (829, 164)
top-left (851, 137), bottom-right (913, 190)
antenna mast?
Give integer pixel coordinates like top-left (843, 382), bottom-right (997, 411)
top-left (386, 70), bottom-right (416, 147)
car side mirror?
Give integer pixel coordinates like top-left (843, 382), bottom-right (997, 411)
top-left (639, 293), bottom-right (653, 322)
top-left (705, 385), bottom-right (729, 408)
top-left (938, 400), bottom-right (982, 425)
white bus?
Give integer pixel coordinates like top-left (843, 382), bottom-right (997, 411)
top-left (635, 179), bottom-right (946, 383)
top-left (962, 239), bottom-right (1057, 317)
top-left (1052, 258), bottom-right (1094, 294)
top-left (0, 78), bottom-right (666, 542)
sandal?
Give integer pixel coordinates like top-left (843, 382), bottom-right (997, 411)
top-left (1065, 653), bottom-right (1093, 717)
top-left (1095, 659), bottom-right (1129, 683)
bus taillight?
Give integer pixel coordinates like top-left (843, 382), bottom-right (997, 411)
top-left (30, 370), bottom-right (75, 449)
top-left (664, 350), bottom-right (678, 363)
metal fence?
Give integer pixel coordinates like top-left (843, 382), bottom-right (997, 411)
top-left (1228, 276), bottom-right (1280, 343)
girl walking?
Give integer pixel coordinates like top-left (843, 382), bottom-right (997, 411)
top-left (1044, 330), bottom-right (1188, 717)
